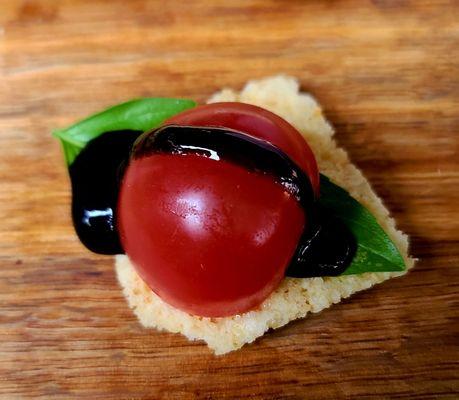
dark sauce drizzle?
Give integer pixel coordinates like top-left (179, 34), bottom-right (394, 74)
top-left (70, 126), bottom-right (356, 276)
top-left (69, 130), bottom-right (141, 254)
top-left (287, 208), bottom-right (357, 277)
top-left (132, 125), bottom-right (315, 210)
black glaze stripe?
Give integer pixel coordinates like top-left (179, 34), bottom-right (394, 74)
top-left (69, 130), bottom-right (142, 254)
top-left (286, 206), bottom-right (357, 277)
top-left (131, 124), bottom-right (315, 211)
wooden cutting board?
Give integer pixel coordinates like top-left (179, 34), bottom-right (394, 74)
top-left (1, 1), bottom-right (458, 398)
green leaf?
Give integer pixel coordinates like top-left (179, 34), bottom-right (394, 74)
top-left (53, 98), bottom-right (196, 166)
top-left (319, 174), bottom-right (405, 275)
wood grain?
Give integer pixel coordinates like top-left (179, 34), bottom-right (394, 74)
top-left (0, 0), bottom-right (458, 398)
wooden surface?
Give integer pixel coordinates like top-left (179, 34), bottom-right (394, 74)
top-left (1, 0), bottom-right (458, 398)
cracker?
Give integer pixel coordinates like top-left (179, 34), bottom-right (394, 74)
top-left (115, 75), bottom-right (415, 355)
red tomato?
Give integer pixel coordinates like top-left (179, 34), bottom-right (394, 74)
top-left (166, 102), bottom-right (319, 197)
top-left (118, 153), bottom-right (305, 317)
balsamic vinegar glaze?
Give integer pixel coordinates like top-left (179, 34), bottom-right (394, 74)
top-left (69, 130), bottom-right (141, 254)
top-left (70, 126), bottom-right (356, 276)
top-left (132, 125), bottom-right (315, 209)
top-left (287, 208), bottom-right (356, 277)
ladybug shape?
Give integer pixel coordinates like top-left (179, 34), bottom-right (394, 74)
top-left (118, 103), bottom-right (319, 317)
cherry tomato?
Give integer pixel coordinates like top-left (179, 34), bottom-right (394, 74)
top-left (166, 102), bottom-right (320, 197)
top-left (118, 152), bottom-right (305, 317)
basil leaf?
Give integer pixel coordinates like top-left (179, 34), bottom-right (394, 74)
top-left (319, 174), bottom-right (405, 275)
top-left (53, 98), bottom-right (196, 166)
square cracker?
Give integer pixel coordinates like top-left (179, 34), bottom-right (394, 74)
top-left (115, 75), bottom-right (415, 355)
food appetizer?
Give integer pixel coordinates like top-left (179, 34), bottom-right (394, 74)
top-left (55, 76), bottom-right (414, 354)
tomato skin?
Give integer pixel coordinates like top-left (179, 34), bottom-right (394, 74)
top-left (166, 102), bottom-right (320, 198)
top-left (118, 153), bottom-right (305, 317)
